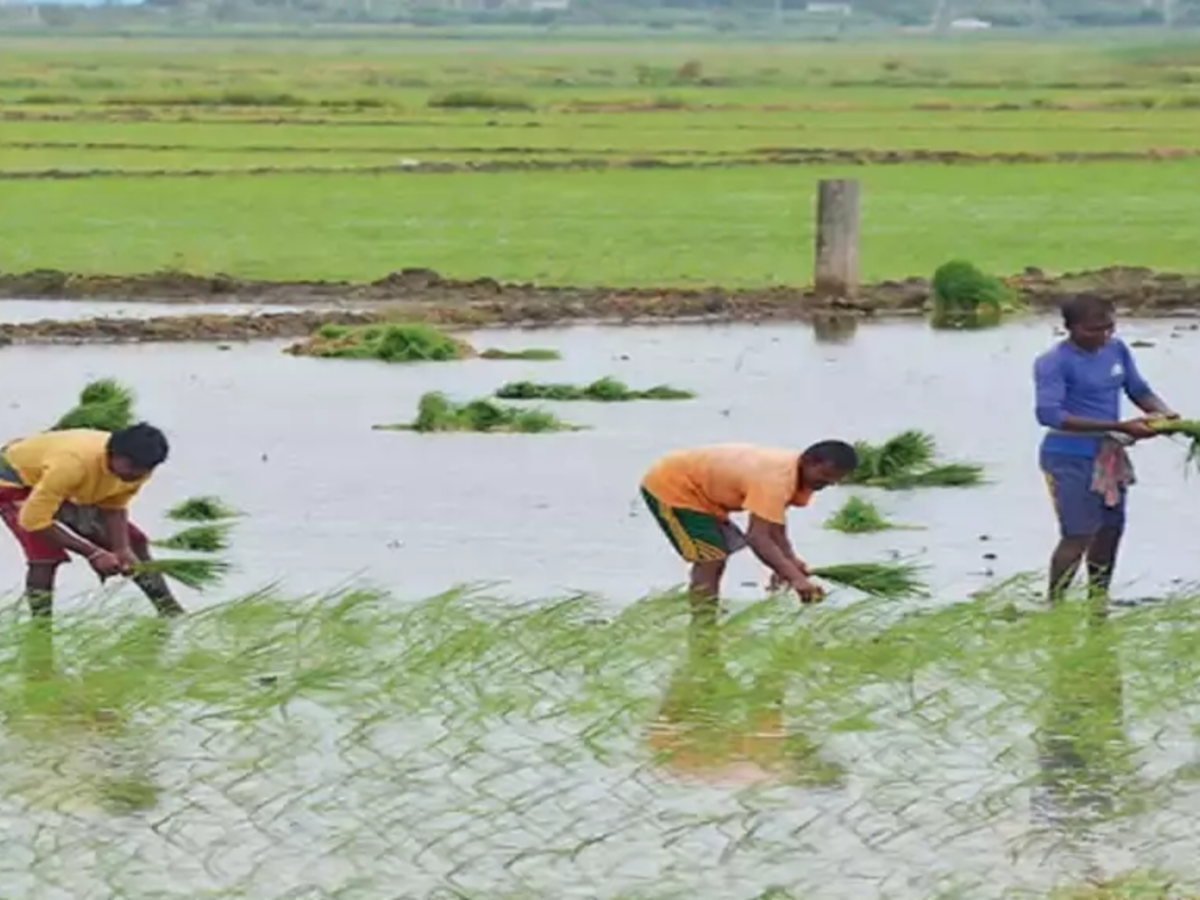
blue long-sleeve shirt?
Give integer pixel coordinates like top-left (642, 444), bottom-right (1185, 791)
top-left (1034, 338), bottom-right (1154, 458)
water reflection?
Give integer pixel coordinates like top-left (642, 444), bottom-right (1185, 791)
top-left (647, 612), bottom-right (846, 788)
top-left (1031, 601), bottom-right (1138, 848)
top-left (811, 314), bottom-right (860, 345)
top-left (3, 619), bottom-right (167, 816)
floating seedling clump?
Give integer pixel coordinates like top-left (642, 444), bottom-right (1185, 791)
top-left (153, 523), bottom-right (232, 553)
top-left (479, 348), bottom-right (562, 361)
top-left (376, 391), bottom-right (582, 434)
top-left (496, 377), bottom-right (694, 402)
top-left (847, 429), bottom-right (985, 490)
top-left (929, 259), bottom-right (1019, 330)
top-left (166, 496), bottom-right (241, 522)
top-left (824, 496), bottom-right (908, 533)
top-left (286, 322), bottom-right (475, 363)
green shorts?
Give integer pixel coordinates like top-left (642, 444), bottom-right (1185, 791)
top-left (641, 487), bottom-right (747, 564)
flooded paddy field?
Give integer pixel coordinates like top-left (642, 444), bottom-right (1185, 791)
top-left (2, 314), bottom-right (1200, 900)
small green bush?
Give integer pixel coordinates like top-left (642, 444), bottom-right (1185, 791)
top-left (931, 260), bottom-right (1018, 316)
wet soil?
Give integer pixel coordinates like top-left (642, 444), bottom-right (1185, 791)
top-left (1, 265), bottom-right (1199, 345)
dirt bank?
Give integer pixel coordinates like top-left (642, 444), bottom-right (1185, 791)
top-left (0, 266), bottom-right (1197, 346)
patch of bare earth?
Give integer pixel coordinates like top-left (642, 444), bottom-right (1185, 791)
top-left (0, 266), bottom-right (1197, 346)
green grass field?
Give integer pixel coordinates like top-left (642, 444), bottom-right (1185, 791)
top-left (2, 36), bottom-right (1200, 285)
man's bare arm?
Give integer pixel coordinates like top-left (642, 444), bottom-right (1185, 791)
top-left (745, 516), bottom-right (809, 585)
top-left (100, 507), bottom-right (133, 558)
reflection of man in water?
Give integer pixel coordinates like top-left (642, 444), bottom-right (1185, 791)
top-left (0, 425), bottom-right (182, 618)
top-left (1032, 603), bottom-right (1135, 842)
top-left (646, 616), bottom-right (845, 788)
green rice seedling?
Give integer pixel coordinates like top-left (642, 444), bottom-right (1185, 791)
top-left (152, 523), bottom-right (231, 553)
top-left (845, 430), bottom-right (985, 489)
top-left (50, 378), bottom-right (135, 432)
top-left (479, 348), bottom-right (563, 361)
top-left (132, 557), bottom-right (231, 591)
top-left (286, 322), bottom-right (474, 363)
top-left (809, 561), bottom-right (928, 599)
top-left (166, 495), bottom-right (241, 522)
top-left (931, 259), bottom-right (1019, 316)
top-left (376, 391), bottom-right (581, 434)
top-left (823, 496), bottom-right (906, 534)
top-left (1150, 417), bottom-right (1200, 472)
top-left (495, 376), bottom-right (694, 402)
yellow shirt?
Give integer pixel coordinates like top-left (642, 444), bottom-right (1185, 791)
top-left (0, 430), bottom-right (149, 531)
top-left (641, 444), bottom-right (812, 524)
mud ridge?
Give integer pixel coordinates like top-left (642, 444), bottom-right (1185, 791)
top-left (2, 266), bottom-right (1199, 346)
top-left (4, 147), bottom-right (1200, 182)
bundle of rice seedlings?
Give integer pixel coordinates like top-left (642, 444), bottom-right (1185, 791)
top-left (846, 429), bottom-right (984, 490)
top-left (810, 561), bottom-right (928, 600)
top-left (132, 557), bottom-right (231, 591)
top-left (1150, 417), bottom-right (1200, 472)
top-left (823, 496), bottom-right (900, 534)
top-left (479, 348), bottom-right (562, 361)
top-left (495, 377), bottom-right (694, 402)
top-left (285, 322), bottom-right (475, 363)
top-left (375, 391), bottom-right (582, 434)
top-left (166, 496), bottom-right (241, 522)
top-left (51, 378), bottom-right (135, 432)
top-left (153, 523), bottom-right (232, 553)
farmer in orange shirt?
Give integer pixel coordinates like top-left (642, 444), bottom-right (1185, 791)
top-left (640, 441), bottom-right (858, 607)
top-left (0, 423), bottom-right (180, 618)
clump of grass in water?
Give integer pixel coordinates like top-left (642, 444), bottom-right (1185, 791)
top-left (287, 322), bottom-right (474, 363)
top-left (929, 259), bottom-right (1021, 330)
top-left (823, 496), bottom-right (906, 534)
top-left (479, 347), bottom-right (562, 361)
top-left (153, 523), bottom-right (231, 553)
top-left (375, 391), bottom-right (582, 434)
top-left (496, 377), bottom-right (694, 402)
top-left (847, 429), bottom-right (985, 489)
top-left (166, 495), bottom-right (241, 522)
top-left (51, 378), bottom-right (135, 432)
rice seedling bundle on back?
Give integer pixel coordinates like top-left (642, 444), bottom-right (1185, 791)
top-left (495, 377), bottom-right (694, 402)
top-left (376, 391), bottom-right (581, 434)
top-left (846, 429), bottom-right (984, 490)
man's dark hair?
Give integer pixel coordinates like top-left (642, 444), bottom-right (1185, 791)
top-left (1061, 294), bottom-right (1114, 328)
top-left (107, 422), bottom-right (169, 469)
top-left (802, 440), bottom-right (858, 472)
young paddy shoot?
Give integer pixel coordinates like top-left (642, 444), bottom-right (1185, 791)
top-left (376, 391), bottom-right (582, 434)
top-left (823, 496), bottom-right (915, 534)
top-left (495, 377), bottom-right (694, 402)
top-left (847, 429), bottom-right (985, 490)
top-left (165, 495), bottom-right (241, 522)
top-left (152, 523), bottom-right (232, 554)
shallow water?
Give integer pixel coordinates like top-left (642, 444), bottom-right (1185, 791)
top-left (1, 317), bottom-right (1200, 900)
top-left (0, 316), bottom-right (1197, 606)
top-left (0, 298), bottom-right (328, 323)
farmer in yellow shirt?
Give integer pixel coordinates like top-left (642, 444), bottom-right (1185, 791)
top-left (640, 441), bottom-right (858, 607)
top-left (0, 424), bottom-right (180, 618)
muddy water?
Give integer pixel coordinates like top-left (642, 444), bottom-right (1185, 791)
top-left (0, 298), bottom-right (330, 323)
top-left (2, 318), bottom-right (1200, 900)
top-left (0, 316), bottom-right (1197, 607)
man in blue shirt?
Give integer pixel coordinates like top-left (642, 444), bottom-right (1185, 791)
top-left (1034, 295), bottom-right (1177, 602)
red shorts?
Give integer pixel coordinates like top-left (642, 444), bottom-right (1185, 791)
top-left (0, 485), bottom-right (147, 564)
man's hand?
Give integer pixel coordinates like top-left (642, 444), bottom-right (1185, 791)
top-left (116, 548), bottom-right (140, 572)
top-left (88, 549), bottom-right (128, 578)
top-left (789, 575), bottom-right (825, 605)
top-left (1118, 417), bottom-right (1162, 440)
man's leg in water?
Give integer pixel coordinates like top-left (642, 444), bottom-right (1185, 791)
top-left (641, 488), bottom-right (733, 616)
top-left (0, 485), bottom-right (68, 617)
top-left (57, 503), bottom-right (184, 617)
top-left (1042, 454), bottom-right (1104, 603)
top-left (1085, 496), bottom-right (1127, 600)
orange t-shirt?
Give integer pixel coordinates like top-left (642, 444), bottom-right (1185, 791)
top-left (641, 444), bottom-right (811, 524)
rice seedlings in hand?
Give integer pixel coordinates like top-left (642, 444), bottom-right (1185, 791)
top-left (153, 523), bottom-right (231, 553)
top-left (809, 561), bottom-right (928, 599)
top-left (132, 557), bottom-right (231, 591)
top-left (1150, 418), bottom-right (1200, 473)
top-left (495, 377), bottom-right (694, 402)
top-left (375, 391), bottom-right (582, 434)
top-left (824, 496), bottom-right (909, 534)
top-left (166, 496), bottom-right (240, 522)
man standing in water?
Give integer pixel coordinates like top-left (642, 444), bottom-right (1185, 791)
top-left (0, 423), bottom-right (183, 618)
top-left (639, 441), bottom-right (858, 609)
top-left (1034, 295), bottom-right (1177, 602)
